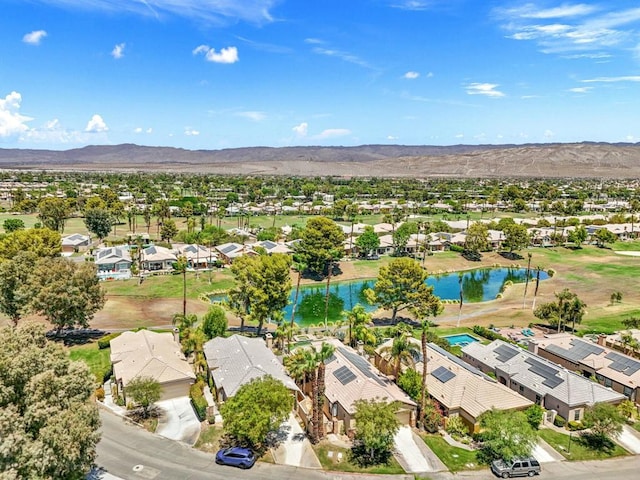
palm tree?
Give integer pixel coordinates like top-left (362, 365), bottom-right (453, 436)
top-left (620, 332), bottom-right (634, 355)
top-left (522, 252), bottom-right (532, 309)
top-left (275, 322), bottom-right (299, 353)
top-left (380, 334), bottom-right (419, 379)
top-left (344, 304), bottom-right (373, 348)
top-left (174, 255), bottom-right (189, 317)
top-left (284, 348), bottom-right (316, 393)
top-left (313, 342), bottom-right (335, 442)
top-left (290, 259), bottom-right (306, 327)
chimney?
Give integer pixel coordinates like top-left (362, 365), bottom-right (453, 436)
top-left (597, 334), bottom-right (607, 346)
top-left (172, 327), bottom-right (180, 344)
top-left (357, 340), bottom-right (364, 355)
top-left (527, 339), bottom-right (539, 355)
top-left (265, 332), bottom-right (273, 349)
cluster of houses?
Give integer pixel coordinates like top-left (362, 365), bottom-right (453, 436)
top-left (108, 325), bottom-right (640, 439)
top-left (58, 211), bottom-right (640, 281)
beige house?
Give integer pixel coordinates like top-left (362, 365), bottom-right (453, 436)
top-left (110, 329), bottom-right (196, 401)
top-left (531, 334), bottom-right (640, 404)
top-left (316, 340), bottom-right (416, 436)
top-left (140, 245), bottom-right (177, 272)
top-left (375, 339), bottom-right (532, 433)
top-left (462, 340), bottom-right (625, 422)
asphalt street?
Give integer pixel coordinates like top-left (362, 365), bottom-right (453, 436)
top-left (96, 409), bottom-right (639, 480)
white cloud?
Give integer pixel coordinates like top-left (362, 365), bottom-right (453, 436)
top-left (134, 127), bottom-right (142, 133)
top-left (315, 128), bottom-right (351, 139)
top-left (184, 128), bottom-right (200, 136)
top-left (426, 72), bottom-right (434, 78)
top-left (506, 4), bottom-right (598, 19)
top-left (111, 42), bottom-right (125, 59)
top-left (544, 129), bottom-right (555, 139)
top-left (134, 126), bottom-right (153, 134)
top-left (23, 30), bottom-right (47, 45)
top-left (465, 83), bottom-right (505, 97)
top-left (568, 86), bottom-right (592, 93)
top-left (292, 122), bottom-right (308, 136)
top-left (387, 135), bottom-right (398, 140)
top-left (235, 111), bottom-right (265, 121)
top-left (404, 71), bottom-right (420, 79)
top-left (582, 76), bottom-right (640, 83)
top-left (312, 47), bottom-right (372, 69)
top-left (0, 91), bottom-right (33, 137)
top-left (455, 133), bottom-right (464, 139)
top-left (193, 45), bottom-right (239, 64)
top-left (85, 114), bottom-right (108, 133)
top-left (391, 1), bottom-right (431, 11)
top-left (304, 38), bottom-right (324, 44)
top-left (29, 0), bottom-right (278, 25)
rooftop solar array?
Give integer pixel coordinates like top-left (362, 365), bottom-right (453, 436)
top-left (605, 352), bottom-right (640, 376)
top-left (219, 244), bottom-right (238, 254)
top-left (495, 344), bottom-right (519, 362)
top-left (550, 339), bottom-right (605, 362)
top-left (524, 357), bottom-right (564, 389)
top-left (338, 347), bottom-right (385, 386)
top-left (432, 366), bottom-right (456, 383)
top-left (261, 240), bottom-right (277, 249)
top-left (333, 365), bottom-right (356, 385)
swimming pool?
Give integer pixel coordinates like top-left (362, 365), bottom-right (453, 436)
top-left (444, 334), bottom-right (480, 347)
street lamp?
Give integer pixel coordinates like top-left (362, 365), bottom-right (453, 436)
top-left (567, 431), bottom-right (572, 454)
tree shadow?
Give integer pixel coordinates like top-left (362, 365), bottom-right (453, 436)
top-left (45, 328), bottom-right (109, 346)
top-left (499, 251), bottom-right (524, 260)
top-left (577, 433), bottom-right (617, 452)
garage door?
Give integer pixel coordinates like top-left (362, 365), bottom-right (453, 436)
top-left (396, 409), bottom-right (412, 425)
top-left (160, 380), bottom-right (191, 400)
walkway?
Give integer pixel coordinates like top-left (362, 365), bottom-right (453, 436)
top-left (533, 438), bottom-right (565, 463)
top-left (393, 426), bottom-right (447, 473)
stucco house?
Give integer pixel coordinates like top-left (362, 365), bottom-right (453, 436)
top-left (140, 245), bottom-right (177, 272)
top-left (203, 334), bottom-right (298, 403)
top-left (94, 247), bottom-right (132, 280)
top-left (461, 340), bottom-right (625, 422)
top-left (61, 233), bottom-right (91, 253)
top-left (110, 329), bottom-right (196, 401)
top-left (375, 339), bottom-right (533, 433)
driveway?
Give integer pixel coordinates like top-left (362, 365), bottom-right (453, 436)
top-left (155, 397), bottom-right (201, 446)
top-left (533, 438), bottom-right (565, 463)
top-left (616, 425), bottom-right (640, 454)
top-left (393, 426), bottom-right (446, 473)
top-left (271, 413), bottom-right (321, 468)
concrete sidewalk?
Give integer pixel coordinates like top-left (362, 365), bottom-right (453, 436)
top-left (616, 425), bottom-right (640, 454)
top-left (393, 426), bottom-right (447, 473)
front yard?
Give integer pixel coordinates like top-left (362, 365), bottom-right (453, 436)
top-left (538, 428), bottom-right (629, 461)
top-left (420, 434), bottom-right (483, 473)
top-left (68, 342), bottom-right (111, 385)
top-left (314, 442), bottom-right (405, 475)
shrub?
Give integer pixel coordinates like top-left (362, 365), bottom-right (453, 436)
top-left (98, 332), bottom-right (122, 349)
top-left (547, 268), bottom-right (556, 277)
top-left (472, 325), bottom-right (512, 343)
top-left (445, 415), bottom-right (468, 437)
top-left (553, 414), bottom-right (566, 428)
top-left (567, 420), bottom-right (585, 431)
top-left (449, 244), bottom-right (464, 253)
top-left (95, 386), bottom-right (105, 401)
top-left (525, 404), bottom-right (544, 430)
top-left (190, 380), bottom-right (208, 421)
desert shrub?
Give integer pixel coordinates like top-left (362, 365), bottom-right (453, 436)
top-left (95, 386), bottom-right (105, 401)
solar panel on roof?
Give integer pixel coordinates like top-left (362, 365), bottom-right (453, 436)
top-left (333, 365), bottom-right (356, 385)
top-left (262, 240), bottom-right (277, 249)
top-left (495, 344), bottom-right (519, 362)
top-left (338, 347), bottom-right (384, 384)
top-left (542, 376), bottom-right (564, 388)
top-left (606, 351), bottom-right (640, 376)
top-left (432, 365), bottom-right (456, 383)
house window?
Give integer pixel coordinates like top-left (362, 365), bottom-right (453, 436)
top-left (331, 402), bottom-right (338, 417)
top-left (574, 410), bottom-right (580, 421)
top-left (604, 378), bottom-right (612, 388)
top-left (623, 386), bottom-right (633, 398)
top-left (519, 385), bottom-right (524, 393)
top-left (535, 395), bottom-right (541, 405)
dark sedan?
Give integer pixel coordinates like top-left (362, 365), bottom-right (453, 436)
top-left (215, 447), bottom-right (256, 469)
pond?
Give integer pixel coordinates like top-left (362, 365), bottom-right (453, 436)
top-left (212, 267), bottom-right (548, 326)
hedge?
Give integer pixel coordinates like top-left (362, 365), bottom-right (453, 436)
top-left (98, 332), bottom-right (122, 349)
top-left (472, 325), bottom-right (512, 343)
top-left (190, 381), bottom-right (208, 421)
top-left (553, 415), bottom-right (566, 428)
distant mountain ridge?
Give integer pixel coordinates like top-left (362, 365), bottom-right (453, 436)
top-left (0, 142), bottom-right (639, 178)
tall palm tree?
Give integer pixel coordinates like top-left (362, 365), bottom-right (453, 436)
top-left (344, 304), bottom-right (372, 348)
top-left (380, 334), bottom-right (419, 379)
top-left (290, 259), bottom-right (306, 327)
top-left (174, 255), bottom-right (189, 317)
top-left (313, 342), bottom-right (335, 442)
top-left (522, 252), bottom-right (532, 309)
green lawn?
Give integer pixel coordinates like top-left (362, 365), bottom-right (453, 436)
top-left (68, 342), bottom-right (112, 385)
top-left (101, 269), bottom-right (235, 299)
top-left (314, 443), bottom-right (405, 475)
top-left (421, 434), bottom-right (483, 472)
top-left (538, 428), bottom-right (628, 461)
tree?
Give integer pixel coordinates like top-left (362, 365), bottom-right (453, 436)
top-left (567, 225), bottom-right (588, 247)
top-left (201, 305), bottom-right (227, 339)
top-left (0, 227), bottom-right (61, 260)
top-left (368, 257), bottom-right (440, 322)
top-left (534, 288), bottom-right (586, 333)
top-left (525, 404), bottom-right (544, 430)
top-left (0, 252), bottom-right (37, 326)
top-left (220, 376), bottom-right (292, 450)
top-left (3, 218), bottom-right (24, 233)
top-left (0, 323), bottom-right (100, 479)
top-left (379, 334), bottom-right (419, 379)
top-left (594, 228), bottom-right (617, 248)
top-left (160, 218), bottom-right (178, 242)
top-left (344, 304), bottom-right (375, 348)
top-left (174, 255), bottom-right (188, 317)
top-left (84, 207), bottom-right (113, 242)
top-left (477, 409), bottom-right (537, 463)
top-left (392, 221), bottom-right (417, 256)
top-left (24, 258), bottom-right (106, 333)
top-left (125, 376), bottom-right (162, 419)
top-left (618, 400), bottom-right (636, 421)
top-left (230, 253), bottom-right (292, 336)
top-left (582, 402), bottom-right (624, 448)
top-left (312, 342), bottom-right (335, 442)
top-left (397, 368), bottom-right (421, 401)
top-left (38, 197), bottom-right (70, 233)
top-left (289, 259), bottom-right (306, 327)
top-left (464, 221), bottom-right (490, 253)
top-left (297, 216), bottom-right (344, 276)
top-left (502, 223), bottom-right (530, 252)
top-left (351, 399), bottom-right (400, 467)
top-left (355, 225), bottom-right (380, 258)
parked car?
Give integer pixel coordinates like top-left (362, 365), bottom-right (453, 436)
top-left (491, 457), bottom-right (541, 478)
top-left (215, 447), bottom-right (256, 469)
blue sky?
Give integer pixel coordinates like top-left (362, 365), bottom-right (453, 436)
top-left (1, 0), bottom-right (640, 150)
